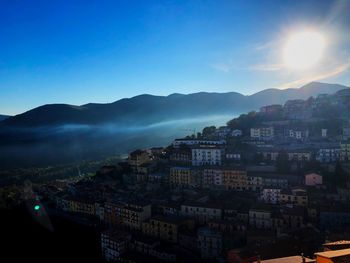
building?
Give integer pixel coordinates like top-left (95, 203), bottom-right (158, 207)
top-left (169, 166), bottom-right (201, 188)
top-left (121, 201), bottom-right (152, 230)
top-left (202, 167), bottom-right (247, 190)
top-left (172, 138), bottom-right (226, 148)
top-left (316, 146), bottom-right (341, 163)
top-left (285, 128), bottom-right (309, 141)
top-left (315, 248), bottom-right (350, 263)
top-left (249, 208), bottom-right (272, 229)
top-left (250, 127), bottom-right (274, 140)
top-left (340, 141), bottom-right (350, 161)
top-left (169, 148), bottom-right (191, 164)
top-left (128, 150), bottom-right (151, 171)
top-left (305, 173), bottom-right (323, 186)
top-left (181, 202), bottom-right (222, 224)
top-left (231, 129), bottom-right (243, 137)
top-left (320, 207), bottom-right (350, 229)
top-left (197, 227), bottom-right (223, 259)
top-left (261, 188), bottom-right (281, 204)
top-left (101, 229), bottom-right (131, 262)
top-left (191, 145), bottom-right (225, 166)
top-left (222, 168), bottom-right (248, 190)
top-left (254, 255), bottom-right (314, 262)
top-left (142, 216), bottom-right (190, 243)
top-left (279, 188), bottom-right (308, 206)
top-left (66, 196), bottom-right (96, 216)
top-left (287, 150), bottom-right (312, 162)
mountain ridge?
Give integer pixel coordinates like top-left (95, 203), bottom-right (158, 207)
top-left (1, 82), bottom-right (349, 128)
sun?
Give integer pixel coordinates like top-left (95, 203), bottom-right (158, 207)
top-left (283, 30), bottom-right (326, 70)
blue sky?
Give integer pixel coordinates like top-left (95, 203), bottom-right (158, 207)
top-left (1, 0), bottom-right (350, 115)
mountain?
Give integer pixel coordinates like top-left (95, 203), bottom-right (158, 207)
top-left (0, 114), bottom-right (10, 121)
top-left (2, 82), bottom-right (347, 128)
top-left (0, 81), bottom-right (348, 169)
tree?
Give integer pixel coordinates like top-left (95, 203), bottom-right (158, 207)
top-left (202, 126), bottom-right (216, 138)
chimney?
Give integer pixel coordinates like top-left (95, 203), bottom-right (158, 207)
top-left (301, 253), bottom-right (306, 263)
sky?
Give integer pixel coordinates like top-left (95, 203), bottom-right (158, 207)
top-left (1, 0), bottom-right (350, 115)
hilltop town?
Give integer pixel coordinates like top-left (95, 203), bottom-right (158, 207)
top-left (27, 88), bottom-right (350, 262)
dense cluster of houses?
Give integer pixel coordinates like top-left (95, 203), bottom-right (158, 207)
top-left (37, 89), bottom-right (350, 262)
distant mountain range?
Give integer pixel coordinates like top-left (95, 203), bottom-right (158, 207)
top-left (2, 82), bottom-right (348, 128)
top-left (0, 115), bottom-right (10, 121)
top-left (0, 81), bottom-right (348, 169)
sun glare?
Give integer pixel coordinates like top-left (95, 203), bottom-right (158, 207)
top-left (283, 30), bottom-right (326, 70)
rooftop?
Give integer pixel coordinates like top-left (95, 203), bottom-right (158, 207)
top-left (255, 255), bottom-right (315, 263)
top-left (315, 248), bottom-right (350, 258)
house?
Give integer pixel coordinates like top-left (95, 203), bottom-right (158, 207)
top-left (261, 188), bottom-right (281, 204)
top-left (197, 227), bottom-right (223, 259)
top-left (250, 126), bottom-right (274, 140)
top-left (169, 166), bottom-right (201, 188)
top-left (249, 207), bottom-right (272, 229)
top-left (315, 248), bottom-right (350, 263)
top-left (191, 145), bottom-right (225, 166)
top-left (231, 129), bottom-right (243, 137)
top-left (279, 188), bottom-right (308, 206)
top-left (101, 229), bottom-right (131, 262)
top-left (128, 149), bottom-right (151, 172)
top-left (180, 202), bottom-right (222, 224)
top-left (142, 215), bottom-right (192, 243)
top-left (316, 146), bottom-right (341, 163)
top-left (305, 173), bottom-right (323, 186)
top-left (340, 141), bottom-right (350, 161)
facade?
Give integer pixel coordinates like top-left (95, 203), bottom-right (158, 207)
top-left (305, 173), bottom-right (323, 186)
top-left (315, 249), bottom-right (350, 263)
top-left (128, 150), bottom-right (151, 171)
top-left (181, 203), bottom-right (222, 224)
top-left (142, 216), bottom-right (188, 243)
top-left (261, 188), bottom-right (281, 204)
top-left (169, 167), bottom-right (200, 188)
top-left (191, 145), bottom-right (225, 166)
top-left (316, 147), bottom-right (341, 163)
top-left (231, 129), bottom-right (243, 137)
top-left (340, 141), bottom-right (350, 161)
top-left (197, 227), bottom-right (223, 259)
top-left (101, 230), bottom-right (131, 262)
top-left (250, 127), bottom-right (274, 140)
top-left (60, 196), bottom-right (96, 215)
top-left (249, 208), bottom-right (272, 229)
top-left (285, 128), bottom-right (309, 140)
top-left (121, 201), bottom-right (152, 230)
top-left (279, 189), bottom-right (308, 206)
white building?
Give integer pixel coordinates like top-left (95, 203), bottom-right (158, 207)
top-left (191, 145), bottom-right (225, 166)
top-left (250, 127), bottom-right (274, 140)
top-left (316, 146), bottom-right (341, 163)
top-left (231, 129), bottom-right (242, 137)
top-left (321, 129), bottom-right (328, 138)
top-left (261, 188), bottom-right (281, 204)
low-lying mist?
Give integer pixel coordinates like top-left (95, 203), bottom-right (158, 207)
top-left (0, 114), bottom-right (234, 169)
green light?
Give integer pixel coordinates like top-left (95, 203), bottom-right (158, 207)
top-left (34, 205), bottom-right (40, 211)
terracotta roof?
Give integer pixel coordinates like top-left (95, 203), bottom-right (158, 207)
top-left (255, 255), bottom-right (315, 263)
top-left (315, 248), bottom-right (350, 258)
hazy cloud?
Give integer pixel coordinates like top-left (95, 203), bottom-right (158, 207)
top-left (277, 61), bottom-right (350, 89)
